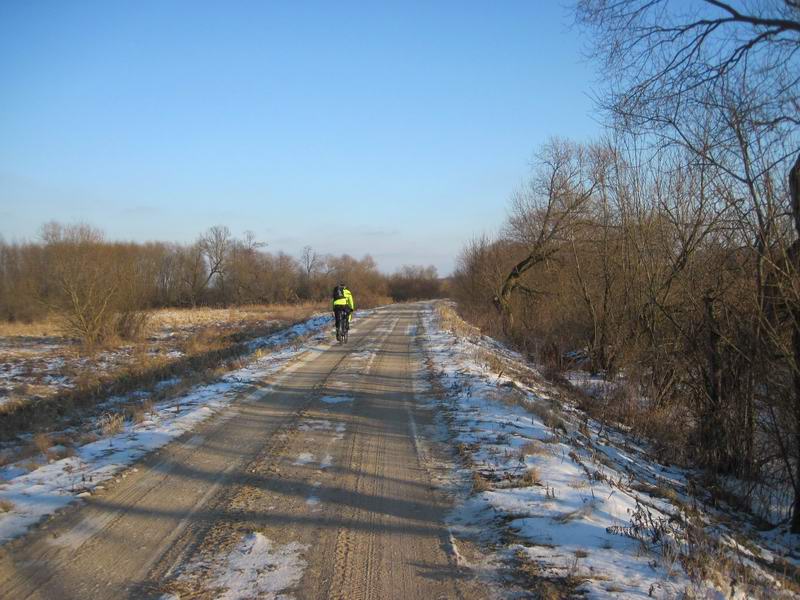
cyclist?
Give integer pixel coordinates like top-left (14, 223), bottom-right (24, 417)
top-left (332, 282), bottom-right (355, 341)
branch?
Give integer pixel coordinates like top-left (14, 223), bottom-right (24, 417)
top-left (703, 0), bottom-right (800, 34)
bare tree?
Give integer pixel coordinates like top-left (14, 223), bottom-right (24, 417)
top-left (198, 225), bottom-right (231, 302)
top-left (494, 139), bottom-right (598, 331)
top-left (576, 0), bottom-right (800, 528)
top-left (575, 0), bottom-right (799, 140)
top-left (300, 246), bottom-right (319, 279)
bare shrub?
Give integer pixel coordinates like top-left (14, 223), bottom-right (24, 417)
top-left (114, 310), bottom-right (150, 341)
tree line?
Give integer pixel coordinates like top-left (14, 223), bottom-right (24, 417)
top-left (453, 0), bottom-right (800, 530)
top-left (0, 222), bottom-right (442, 344)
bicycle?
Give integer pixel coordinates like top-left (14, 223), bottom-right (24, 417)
top-left (336, 309), bottom-right (350, 344)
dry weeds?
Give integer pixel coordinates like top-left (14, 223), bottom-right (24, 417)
top-left (0, 303), bottom-right (324, 442)
top-left (100, 412), bottom-right (124, 437)
top-left (0, 314), bottom-right (62, 337)
top-left (519, 440), bottom-right (548, 457)
top-left (472, 472), bottom-right (492, 492)
top-left (435, 303), bottom-right (480, 339)
top-left (32, 432), bottom-right (50, 456)
top-left (520, 466), bottom-right (541, 486)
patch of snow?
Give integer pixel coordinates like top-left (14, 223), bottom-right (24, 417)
top-left (293, 453), bottom-right (314, 466)
top-left (320, 396), bottom-right (353, 405)
top-left (204, 532), bottom-right (307, 600)
top-left (298, 419), bottom-right (333, 432)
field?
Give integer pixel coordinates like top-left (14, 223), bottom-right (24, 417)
top-left (0, 303), bottom-right (325, 467)
top-left (0, 304), bottom-right (323, 407)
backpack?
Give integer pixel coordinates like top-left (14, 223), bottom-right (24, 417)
top-left (333, 285), bottom-right (346, 301)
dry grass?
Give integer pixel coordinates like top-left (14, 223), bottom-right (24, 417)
top-left (575, 381), bottom-right (692, 465)
top-left (32, 432), bottom-right (50, 456)
top-left (472, 472), bottom-right (492, 492)
top-left (519, 440), bottom-right (548, 457)
top-left (528, 400), bottom-right (568, 434)
top-left (520, 466), bottom-right (541, 486)
top-left (77, 432), bottom-right (99, 445)
top-left (100, 412), bottom-right (124, 437)
top-left (474, 347), bottom-right (506, 374)
top-left (0, 303), bottom-right (323, 345)
top-left (129, 405), bottom-right (147, 424)
top-left (512, 548), bottom-right (585, 599)
top-left (151, 302), bottom-right (323, 330)
top-left (0, 499), bottom-right (14, 513)
top-left (0, 394), bottom-right (26, 417)
top-left (435, 302), bottom-right (480, 339)
top-left (0, 314), bottom-right (62, 337)
top-left (0, 302), bottom-right (325, 441)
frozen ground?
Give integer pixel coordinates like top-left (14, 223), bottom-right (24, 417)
top-left (420, 302), bottom-right (799, 598)
top-left (0, 312), bottom-right (336, 544)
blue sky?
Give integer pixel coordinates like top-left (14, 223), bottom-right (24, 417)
top-left (0, 1), bottom-right (601, 274)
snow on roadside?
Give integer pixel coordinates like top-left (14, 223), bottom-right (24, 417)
top-left (0, 313), bottom-right (333, 544)
top-left (420, 303), bottom-right (795, 598)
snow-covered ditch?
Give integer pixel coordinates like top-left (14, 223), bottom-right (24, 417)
top-left (0, 313), bottom-right (334, 544)
top-left (420, 303), bottom-right (799, 599)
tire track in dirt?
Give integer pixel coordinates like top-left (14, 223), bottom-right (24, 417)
top-left (155, 315), bottom-right (388, 598)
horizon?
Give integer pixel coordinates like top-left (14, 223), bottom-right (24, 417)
top-left (0, 1), bottom-right (600, 275)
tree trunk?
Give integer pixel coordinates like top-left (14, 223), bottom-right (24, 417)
top-left (704, 294), bottom-right (725, 471)
top-left (494, 250), bottom-right (551, 335)
top-left (789, 154), bottom-right (800, 533)
top-left (792, 317), bottom-right (800, 533)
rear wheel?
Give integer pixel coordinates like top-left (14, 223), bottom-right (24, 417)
top-left (336, 310), bottom-right (347, 344)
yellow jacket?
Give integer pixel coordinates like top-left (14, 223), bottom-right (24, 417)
top-left (332, 287), bottom-right (355, 311)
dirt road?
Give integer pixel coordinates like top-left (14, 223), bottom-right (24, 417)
top-left (0, 305), bottom-right (488, 599)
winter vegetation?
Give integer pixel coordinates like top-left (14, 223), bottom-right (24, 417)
top-left (424, 302), bottom-right (799, 598)
top-left (0, 224), bottom-right (443, 433)
top-left (0, 222), bottom-right (444, 337)
top-left (452, 1), bottom-right (800, 537)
